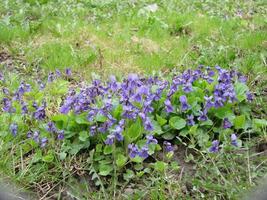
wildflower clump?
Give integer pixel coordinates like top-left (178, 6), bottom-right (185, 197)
top-left (1, 66), bottom-right (264, 176)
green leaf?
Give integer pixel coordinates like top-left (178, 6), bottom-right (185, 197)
top-left (156, 114), bottom-right (167, 126)
top-left (124, 119), bottom-right (142, 143)
top-left (51, 114), bottom-right (68, 122)
top-left (148, 143), bottom-right (157, 155)
top-left (69, 144), bottom-right (84, 155)
top-left (99, 159), bottom-right (112, 165)
top-left (116, 154), bottom-right (128, 168)
top-left (235, 82), bottom-right (249, 102)
top-left (134, 163), bottom-right (144, 171)
top-left (154, 161), bottom-right (167, 172)
top-left (98, 164), bottom-right (113, 176)
top-left (75, 114), bottom-right (90, 124)
top-left (252, 119), bottom-right (267, 130)
top-left (196, 129), bottom-right (209, 147)
top-left (166, 151), bottom-right (174, 159)
top-left (200, 119), bottom-right (213, 126)
top-left (42, 153), bottom-right (54, 163)
top-left (151, 119), bottom-right (163, 135)
top-left (32, 150), bottom-right (42, 163)
top-left (103, 145), bottom-right (113, 155)
top-left (123, 169), bottom-right (135, 181)
top-left (214, 106), bottom-right (234, 119)
top-left (189, 125), bottom-right (198, 135)
top-left (170, 161), bottom-right (180, 171)
top-left (169, 116), bottom-right (186, 130)
top-left (21, 143), bottom-right (34, 155)
top-left (219, 129), bottom-right (232, 141)
top-left (191, 104), bottom-right (202, 115)
top-left (179, 129), bottom-right (189, 137)
top-left (131, 156), bottom-right (143, 163)
top-left (0, 131), bottom-right (7, 137)
top-left (234, 115), bottom-right (246, 129)
top-left (51, 114), bottom-right (69, 129)
top-left (239, 104), bottom-right (251, 118)
top-left (143, 168), bottom-right (151, 173)
top-left (95, 114), bottom-right (107, 122)
top-left (78, 131), bottom-right (89, 142)
top-left (63, 130), bottom-right (76, 139)
top-left (96, 144), bottom-right (103, 153)
top-left (162, 132), bottom-right (176, 140)
top-left (136, 171), bottom-right (145, 177)
top-left (113, 104), bottom-right (123, 119)
top-left (58, 152), bottom-right (67, 160)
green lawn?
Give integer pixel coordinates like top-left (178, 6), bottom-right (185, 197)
top-left (0, 0), bottom-right (267, 199)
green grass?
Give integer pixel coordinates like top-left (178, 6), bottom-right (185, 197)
top-left (0, 0), bottom-right (267, 199)
top-left (1, 0), bottom-right (266, 75)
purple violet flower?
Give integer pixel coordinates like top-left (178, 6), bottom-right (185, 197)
top-left (138, 112), bottom-right (146, 120)
top-left (65, 68), bottom-right (72, 77)
top-left (2, 88), bottom-right (9, 95)
top-left (204, 76), bottom-right (214, 84)
top-left (90, 126), bottom-right (97, 136)
top-left (128, 144), bottom-right (139, 158)
top-left (109, 75), bottom-right (118, 88)
top-left (48, 72), bottom-right (55, 82)
top-left (87, 110), bottom-right (97, 122)
top-left (113, 126), bottom-right (124, 141)
top-left (238, 75), bottom-right (247, 83)
top-left (164, 99), bottom-right (174, 113)
top-left (231, 133), bottom-right (238, 147)
top-left (33, 103), bottom-right (46, 120)
top-left (209, 140), bottom-right (219, 153)
top-left (33, 131), bottom-right (40, 142)
top-left (2, 98), bottom-right (12, 113)
top-left (223, 118), bottom-right (232, 129)
top-left (214, 96), bottom-right (224, 108)
top-left (187, 114), bottom-right (195, 126)
top-left (57, 130), bottom-right (65, 140)
top-left (0, 72), bottom-right (3, 81)
top-left (21, 102), bottom-right (28, 115)
top-left (204, 96), bottom-right (214, 109)
top-left (60, 96), bottom-right (74, 114)
top-left (46, 121), bottom-right (57, 133)
top-left (144, 117), bottom-right (154, 131)
top-left (146, 135), bottom-right (158, 144)
top-left (27, 131), bottom-right (32, 138)
top-left (182, 83), bottom-right (193, 93)
top-left (13, 92), bottom-right (21, 101)
top-left (179, 95), bottom-right (189, 111)
top-left (163, 141), bottom-right (174, 152)
top-left (56, 69), bottom-right (61, 77)
top-left (37, 80), bottom-right (46, 90)
top-left (198, 109), bottom-right (208, 121)
top-left (10, 123), bottom-right (18, 136)
top-left (105, 134), bottom-right (115, 145)
top-left (138, 145), bottom-right (149, 158)
top-left (40, 138), bottom-right (48, 148)
top-left (119, 119), bottom-right (125, 126)
top-left (246, 91), bottom-right (253, 102)
top-left (208, 70), bottom-right (215, 77)
top-left (132, 93), bottom-right (142, 102)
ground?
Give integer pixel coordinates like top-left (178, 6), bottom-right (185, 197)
top-left (0, 0), bottom-right (267, 199)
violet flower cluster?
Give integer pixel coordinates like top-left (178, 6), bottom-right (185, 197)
top-left (57, 66), bottom-right (252, 156)
top-left (27, 130), bottom-right (48, 147)
top-left (1, 69), bottom-right (69, 148)
top-left (59, 73), bottom-right (169, 145)
top-left (128, 135), bottom-right (158, 159)
top-left (1, 66), bottom-right (253, 157)
top-left (46, 121), bottom-right (65, 140)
